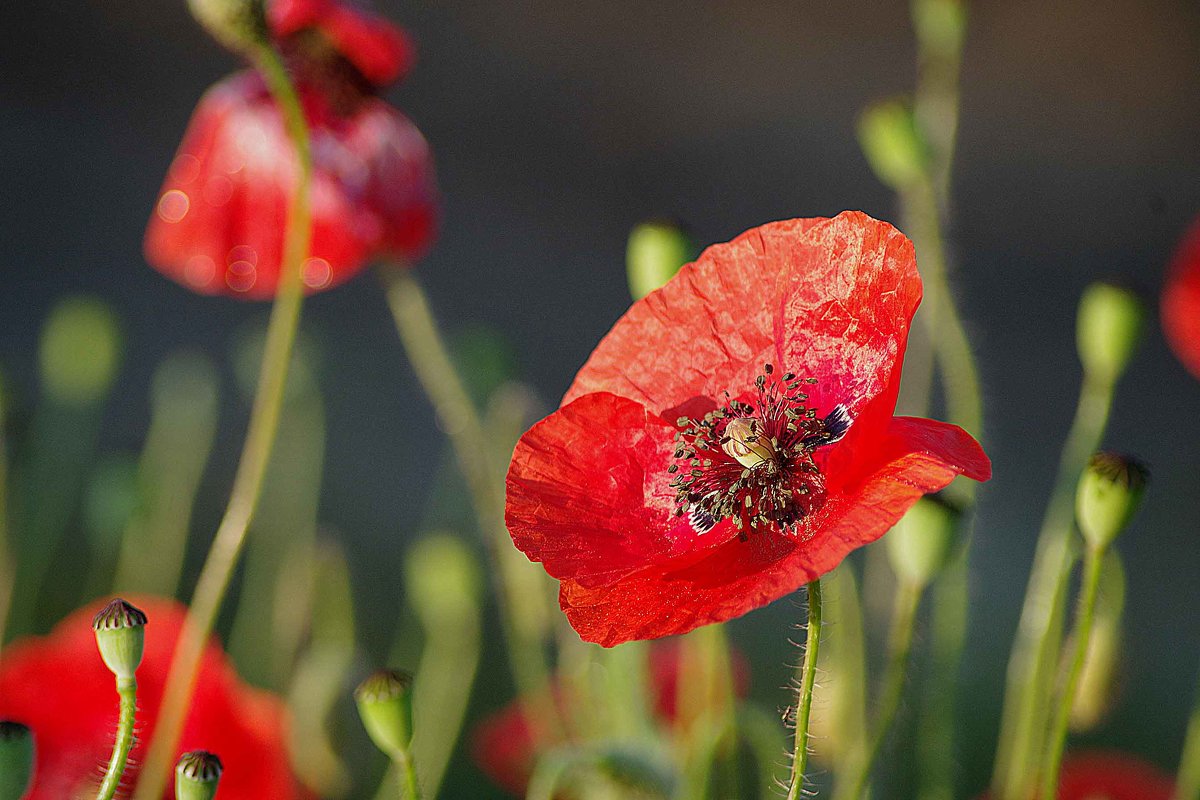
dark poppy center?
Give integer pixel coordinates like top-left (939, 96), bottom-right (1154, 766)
top-left (668, 364), bottom-right (851, 539)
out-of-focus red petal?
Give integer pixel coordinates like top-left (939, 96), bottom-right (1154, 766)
top-left (1057, 751), bottom-right (1175, 800)
top-left (537, 413), bottom-right (987, 646)
top-left (145, 71), bottom-right (437, 300)
top-left (564, 212), bottom-right (920, 449)
top-left (1162, 215), bottom-right (1200, 380)
top-left (0, 596), bottom-right (305, 799)
top-left (269, 0), bottom-right (415, 86)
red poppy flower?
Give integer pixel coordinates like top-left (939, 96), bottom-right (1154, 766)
top-left (1162, 214), bottom-right (1200, 380)
top-left (0, 596), bottom-right (306, 799)
top-left (270, 0), bottom-right (415, 88)
top-left (506, 212), bottom-right (991, 646)
top-left (471, 641), bottom-right (750, 794)
top-left (976, 752), bottom-right (1175, 800)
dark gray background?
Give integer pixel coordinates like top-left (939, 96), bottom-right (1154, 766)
top-left (2, 1), bottom-right (1199, 796)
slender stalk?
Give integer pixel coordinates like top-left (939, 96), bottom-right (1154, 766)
top-left (130, 42), bottom-right (312, 800)
top-left (379, 265), bottom-right (559, 733)
top-left (95, 677), bottom-right (138, 800)
top-left (1174, 668), bottom-right (1200, 800)
top-left (0, 393), bottom-right (11, 646)
top-left (834, 580), bottom-right (923, 800)
top-left (1040, 544), bottom-right (1106, 800)
top-left (786, 580), bottom-right (823, 800)
top-left (394, 750), bottom-right (422, 800)
top-left (992, 375), bottom-right (1115, 800)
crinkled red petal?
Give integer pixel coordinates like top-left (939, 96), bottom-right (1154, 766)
top-left (564, 212), bottom-right (921, 452)
top-left (144, 72), bottom-right (437, 300)
top-left (269, 0), bottom-right (415, 86)
top-left (0, 596), bottom-right (306, 799)
top-left (508, 388), bottom-right (989, 645)
top-left (1162, 214), bottom-right (1200, 380)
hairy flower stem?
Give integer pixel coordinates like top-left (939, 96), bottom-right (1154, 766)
top-left (992, 375), bottom-right (1115, 800)
top-left (834, 579), bottom-right (923, 800)
top-left (95, 677), bottom-right (138, 800)
top-left (379, 265), bottom-right (561, 738)
top-left (1175, 669), bottom-right (1200, 800)
top-left (786, 580), bottom-right (823, 800)
top-left (1041, 542), bottom-right (1106, 800)
top-left (131, 41), bottom-right (312, 800)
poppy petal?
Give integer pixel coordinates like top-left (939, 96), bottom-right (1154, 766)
top-left (1162, 215), bottom-right (1200, 380)
top-left (269, 0), bottom-right (415, 86)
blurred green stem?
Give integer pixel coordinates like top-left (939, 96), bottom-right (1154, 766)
top-left (786, 580), bottom-right (822, 800)
top-left (1176, 669), bottom-right (1200, 800)
top-left (131, 40), bottom-right (311, 800)
top-left (835, 579), bottom-right (923, 800)
top-left (992, 374), bottom-right (1115, 800)
top-left (0, 394), bottom-right (11, 645)
top-left (379, 265), bottom-right (559, 734)
top-left (95, 677), bottom-right (138, 800)
top-left (1041, 542), bottom-right (1106, 800)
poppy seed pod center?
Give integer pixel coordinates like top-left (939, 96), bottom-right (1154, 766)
top-left (668, 364), bottom-right (852, 539)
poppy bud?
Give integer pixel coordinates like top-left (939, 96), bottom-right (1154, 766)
top-left (92, 599), bottom-right (147, 682)
top-left (39, 296), bottom-right (121, 407)
top-left (187, 0), bottom-right (268, 53)
top-left (1076, 452), bottom-right (1148, 550)
top-left (626, 221), bottom-right (693, 301)
top-left (858, 98), bottom-right (931, 191)
top-left (175, 750), bottom-right (223, 800)
top-left (1076, 282), bottom-right (1144, 386)
top-left (355, 669), bottom-right (414, 757)
top-left (404, 534), bottom-right (482, 629)
top-left (912, 0), bottom-right (966, 58)
top-left (0, 721), bottom-right (33, 800)
top-left (885, 494), bottom-right (961, 588)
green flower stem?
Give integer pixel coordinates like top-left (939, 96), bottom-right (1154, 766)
top-left (1041, 542), bottom-right (1107, 800)
top-left (379, 265), bottom-right (560, 735)
top-left (393, 750), bottom-right (422, 800)
top-left (834, 579), bottom-right (923, 800)
top-left (1175, 669), bottom-right (1200, 800)
top-left (786, 580), bottom-right (823, 800)
top-left (95, 677), bottom-right (138, 800)
top-left (130, 41), bottom-right (312, 800)
top-left (0, 393), bottom-right (11, 646)
top-left (992, 374), bottom-right (1115, 800)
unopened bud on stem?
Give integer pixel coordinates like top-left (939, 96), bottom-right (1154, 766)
top-left (1076, 283), bottom-right (1144, 386)
top-left (1076, 452), bottom-right (1148, 550)
top-left (355, 669), bottom-right (414, 758)
top-left (627, 221), bottom-right (693, 301)
top-left (175, 750), bottom-right (223, 800)
top-left (0, 722), bottom-right (33, 800)
top-left (187, 0), bottom-right (268, 53)
top-left (858, 98), bottom-right (930, 191)
top-left (886, 494), bottom-right (961, 588)
top-left (92, 598), bottom-right (147, 682)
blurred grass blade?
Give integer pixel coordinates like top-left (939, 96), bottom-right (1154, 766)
top-left (83, 454), bottom-right (139, 598)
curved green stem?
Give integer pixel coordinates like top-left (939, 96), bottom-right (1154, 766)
top-left (1041, 543), bottom-right (1106, 800)
top-left (992, 375), bottom-right (1115, 800)
top-left (131, 41), bottom-right (312, 800)
top-left (394, 750), bottom-right (422, 800)
top-left (835, 580), bottom-right (923, 800)
top-left (95, 677), bottom-right (137, 800)
top-left (1174, 668), bottom-right (1200, 800)
top-left (786, 580), bottom-right (823, 800)
top-left (379, 265), bottom-right (560, 737)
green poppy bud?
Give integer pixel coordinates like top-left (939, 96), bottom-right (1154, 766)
top-left (0, 721), bottom-right (33, 800)
top-left (175, 750), bottom-right (223, 800)
top-left (404, 534), bottom-right (482, 629)
top-left (39, 296), bottom-right (121, 406)
top-left (912, 0), bottom-right (967, 58)
top-left (1076, 282), bottom-right (1144, 386)
top-left (1076, 452), bottom-right (1148, 550)
top-left (187, 0), bottom-right (268, 53)
top-left (886, 494), bottom-right (961, 588)
top-left (858, 98), bottom-right (930, 191)
top-left (355, 669), bottom-right (414, 757)
top-left (627, 221), bottom-right (693, 301)
top-left (92, 598), bottom-right (147, 682)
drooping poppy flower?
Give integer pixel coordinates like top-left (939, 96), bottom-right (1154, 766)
top-left (506, 212), bottom-right (991, 646)
top-left (1162, 214), bottom-right (1200, 380)
top-left (471, 641), bottom-right (750, 795)
top-left (0, 596), bottom-right (307, 799)
top-left (145, 2), bottom-right (437, 300)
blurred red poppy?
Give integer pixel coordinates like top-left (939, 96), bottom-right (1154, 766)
top-left (471, 641), bottom-right (749, 795)
top-left (506, 212), bottom-right (990, 646)
top-left (270, 0), bottom-right (415, 87)
top-left (1056, 752), bottom-right (1175, 800)
top-left (0, 597), bottom-right (306, 799)
top-left (1162, 215), bottom-right (1200, 380)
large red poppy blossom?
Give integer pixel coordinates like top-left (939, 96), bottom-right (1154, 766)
top-left (506, 212), bottom-right (991, 646)
top-left (0, 596), bottom-right (307, 799)
top-left (144, 69), bottom-right (437, 300)
top-left (471, 641), bottom-right (750, 794)
top-left (270, 0), bottom-right (415, 88)
top-left (1162, 214), bottom-right (1200, 380)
